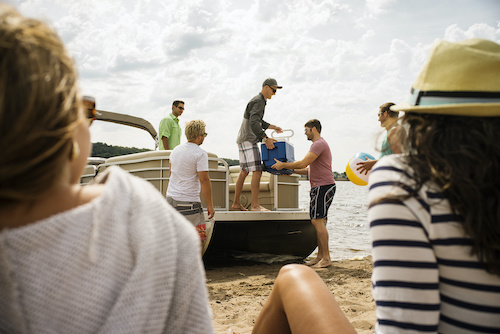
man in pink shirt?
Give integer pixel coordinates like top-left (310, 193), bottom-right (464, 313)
top-left (272, 119), bottom-right (335, 268)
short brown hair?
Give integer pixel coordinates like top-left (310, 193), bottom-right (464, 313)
top-left (380, 102), bottom-right (398, 118)
top-left (173, 100), bottom-right (184, 107)
top-left (304, 119), bottom-right (322, 133)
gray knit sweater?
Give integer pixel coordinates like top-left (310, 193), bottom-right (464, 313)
top-left (0, 167), bottom-right (213, 333)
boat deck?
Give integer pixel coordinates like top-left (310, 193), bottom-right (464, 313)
top-left (211, 210), bottom-right (310, 222)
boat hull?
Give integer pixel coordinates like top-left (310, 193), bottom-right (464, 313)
top-left (206, 211), bottom-right (317, 258)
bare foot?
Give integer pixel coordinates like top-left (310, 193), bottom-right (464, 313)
top-left (251, 205), bottom-right (270, 212)
top-left (231, 204), bottom-right (248, 211)
top-left (311, 259), bottom-right (332, 269)
top-left (305, 258), bottom-right (321, 266)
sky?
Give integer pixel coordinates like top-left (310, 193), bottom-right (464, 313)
top-left (10, 0), bottom-right (500, 172)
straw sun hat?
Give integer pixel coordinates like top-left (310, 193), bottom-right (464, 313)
top-left (391, 38), bottom-right (500, 116)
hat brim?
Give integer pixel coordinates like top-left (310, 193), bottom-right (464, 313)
top-left (391, 102), bottom-right (500, 117)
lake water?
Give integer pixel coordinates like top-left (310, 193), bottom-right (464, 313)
top-left (228, 180), bottom-right (372, 264)
top-left (299, 180), bottom-right (371, 261)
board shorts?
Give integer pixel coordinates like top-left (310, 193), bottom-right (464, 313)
top-left (238, 141), bottom-right (264, 172)
top-left (309, 184), bottom-right (336, 220)
top-left (167, 197), bottom-right (207, 242)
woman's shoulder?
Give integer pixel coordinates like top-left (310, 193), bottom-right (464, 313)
top-left (368, 155), bottom-right (414, 195)
top-left (371, 154), bottom-right (408, 177)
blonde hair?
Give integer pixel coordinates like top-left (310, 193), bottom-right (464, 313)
top-left (184, 120), bottom-right (206, 141)
top-left (0, 5), bottom-right (81, 207)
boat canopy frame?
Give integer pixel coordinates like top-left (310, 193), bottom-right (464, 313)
top-left (95, 109), bottom-right (159, 149)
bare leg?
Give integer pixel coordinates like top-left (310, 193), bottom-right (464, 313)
top-left (310, 218), bottom-right (332, 268)
top-left (250, 170), bottom-right (269, 211)
top-left (304, 248), bottom-right (321, 266)
top-left (232, 170), bottom-right (249, 211)
top-left (252, 264), bottom-right (356, 334)
top-left (305, 219), bottom-right (324, 266)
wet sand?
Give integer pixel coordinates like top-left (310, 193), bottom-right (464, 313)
top-left (205, 255), bottom-right (376, 334)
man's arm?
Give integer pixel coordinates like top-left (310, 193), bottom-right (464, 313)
top-left (159, 117), bottom-right (172, 150)
top-left (161, 136), bottom-right (170, 150)
top-left (267, 124), bottom-right (283, 134)
top-left (388, 125), bottom-right (405, 154)
top-left (263, 125), bottom-right (284, 149)
top-left (198, 171), bottom-right (214, 219)
top-left (248, 100), bottom-right (268, 139)
top-left (271, 151), bottom-right (318, 170)
top-left (292, 168), bottom-right (309, 175)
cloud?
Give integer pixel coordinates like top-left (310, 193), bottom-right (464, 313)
top-left (10, 0), bottom-right (500, 171)
top-left (444, 22), bottom-right (500, 42)
top-left (365, 0), bottom-right (397, 17)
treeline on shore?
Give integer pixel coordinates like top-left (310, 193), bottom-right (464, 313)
top-left (91, 142), bottom-right (240, 166)
top-left (91, 142), bottom-right (347, 178)
top-left (91, 142), bottom-right (150, 158)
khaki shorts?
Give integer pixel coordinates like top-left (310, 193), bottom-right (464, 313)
top-left (167, 197), bottom-right (207, 242)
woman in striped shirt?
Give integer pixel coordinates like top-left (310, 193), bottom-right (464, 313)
top-left (368, 38), bottom-right (500, 333)
top-left (250, 39), bottom-right (500, 334)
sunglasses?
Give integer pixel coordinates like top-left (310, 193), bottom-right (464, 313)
top-left (203, 133), bottom-right (208, 137)
top-left (268, 86), bottom-right (276, 93)
top-left (83, 96), bottom-right (96, 126)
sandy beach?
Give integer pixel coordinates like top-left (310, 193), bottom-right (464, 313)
top-left (205, 255), bottom-right (376, 334)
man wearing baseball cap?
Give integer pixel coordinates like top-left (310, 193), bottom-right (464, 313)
top-left (233, 78), bottom-right (283, 211)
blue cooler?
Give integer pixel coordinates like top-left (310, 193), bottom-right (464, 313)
top-left (261, 141), bottom-right (295, 175)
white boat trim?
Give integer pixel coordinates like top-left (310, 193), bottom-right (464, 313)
top-left (208, 210), bottom-right (309, 222)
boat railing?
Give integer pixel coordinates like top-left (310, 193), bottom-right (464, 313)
top-left (207, 157), bottom-right (230, 211)
top-left (81, 152), bottom-right (302, 212)
top-left (94, 152), bottom-right (230, 211)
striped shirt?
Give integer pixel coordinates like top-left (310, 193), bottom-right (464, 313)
top-left (368, 155), bottom-right (500, 334)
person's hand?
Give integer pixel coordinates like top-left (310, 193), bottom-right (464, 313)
top-left (356, 160), bottom-right (377, 174)
top-left (271, 158), bottom-right (284, 170)
top-left (207, 206), bottom-right (215, 219)
top-left (265, 137), bottom-right (276, 149)
top-left (274, 126), bottom-right (283, 134)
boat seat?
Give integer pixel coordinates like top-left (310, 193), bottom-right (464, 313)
top-left (79, 157), bottom-right (106, 185)
top-left (228, 165), bottom-right (300, 210)
top-left (228, 165), bottom-right (272, 192)
top-left (80, 165), bottom-right (97, 185)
